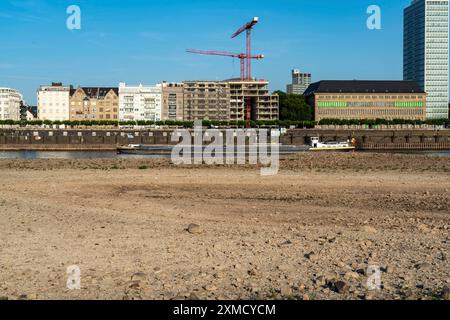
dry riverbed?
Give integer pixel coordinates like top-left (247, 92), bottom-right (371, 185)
top-left (0, 153), bottom-right (449, 300)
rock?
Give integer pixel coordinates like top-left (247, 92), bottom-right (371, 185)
top-left (279, 239), bottom-right (292, 246)
top-left (213, 272), bottom-right (225, 279)
top-left (248, 269), bottom-right (258, 277)
top-left (314, 275), bottom-right (326, 286)
top-left (187, 224), bottom-right (203, 234)
top-left (203, 284), bottom-right (217, 292)
top-left (442, 286), bottom-right (450, 300)
top-left (361, 226), bottom-right (377, 234)
top-left (414, 262), bottom-right (432, 271)
top-left (418, 224), bottom-right (431, 233)
top-left (302, 294), bottom-right (310, 301)
top-left (297, 283), bottom-right (306, 293)
top-left (304, 251), bottom-right (317, 261)
top-left (280, 286), bottom-right (292, 296)
top-left (131, 272), bottom-right (147, 282)
top-left (363, 292), bottom-right (375, 300)
top-left (127, 280), bottom-right (140, 289)
top-left (189, 292), bottom-right (200, 300)
top-left (344, 271), bottom-right (360, 281)
top-left (381, 265), bottom-right (392, 273)
top-left (330, 280), bottom-right (348, 294)
top-left (153, 267), bottom-right (163, 274)
top-left (0, 296), bottom-right (8, 300)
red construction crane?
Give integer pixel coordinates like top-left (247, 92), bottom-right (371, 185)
top-left (232, 17), bottom-right (260, 128)
top-left (231, 17), bottom-right (259, 81)
top-left (186, 49), bottom-right (264, 81)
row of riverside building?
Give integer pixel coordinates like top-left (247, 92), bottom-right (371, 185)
top-left (1, 78), bottom-right (444, 123)
top-left (34, 79), bottom-right (279, 122)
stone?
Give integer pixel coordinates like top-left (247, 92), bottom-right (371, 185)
top-left (331, 281), bottom-right (348, 294)
top-left (414, 262), bottom-right (432, 271)
top-left (280, 286), bottom-right (292, 296)
top-left (418, 224), bottom-right (431, 233)
top-left (344, 271), bottom-right (360, 281)
top-left (248, 269), bottom-right (258, 277)
top-left (203, 284), bottom-right (217, 292)
top-left (131, 272), bottom-right (147, 282)
top-left (297, 283), bottom-right (306, 293)
top-left (302, 294), bottom-right (310, 301)
top-left (213, 272), bottom-right (225, 279)
top-left (304, 251), bottom-right (317, 261)
top-left (279, 239), bottom-right (293, 246)
top-left (361, 226), bottom-right (377, 234)
top-left (187, 224), bottom-right (203, 234)
top-left (153, 267), bottom-right (163, 274)
top-left (314, 275), bottom-right (326, 286)
top-left (189, 292), bottom-right (200, 300)
top-left (127, 280), bottom-right (140, 289)
top-left (0, 296), bottom-right (8, 300)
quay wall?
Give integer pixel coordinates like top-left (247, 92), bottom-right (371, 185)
top-left (0, 128), bottom-right (449, 151)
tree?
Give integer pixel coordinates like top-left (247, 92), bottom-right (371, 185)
top-left (274, 91), bottom-right (313, 121)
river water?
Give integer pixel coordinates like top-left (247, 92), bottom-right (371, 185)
top-left (0, 150), bottom-right (449, 159)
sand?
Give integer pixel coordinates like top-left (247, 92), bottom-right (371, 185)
top-left (0, 153), bottom-right (449, 300)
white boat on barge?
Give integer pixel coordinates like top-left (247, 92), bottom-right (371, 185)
top-left (309, 137), bottom-right (356, 152)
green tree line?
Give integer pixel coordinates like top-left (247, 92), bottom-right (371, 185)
top-left (274, 91), bottom-right (314, 121)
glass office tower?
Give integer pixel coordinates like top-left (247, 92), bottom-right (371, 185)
top-left (404, 0), bottom-right (449, 119)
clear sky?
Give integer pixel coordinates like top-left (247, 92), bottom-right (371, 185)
top-left (1, 0), bottom-right (413, 104)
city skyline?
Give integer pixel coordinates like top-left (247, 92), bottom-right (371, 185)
top-left (0, 0), bottom-right (442, 104)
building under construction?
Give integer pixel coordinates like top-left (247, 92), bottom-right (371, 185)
top-left (183, 81), bottom-right (231, 121)
top-left (183, 80), bottom-right (279, 122)
top-left (229, 79), bottom-right (279, 122)
top-left (184, 17), bottom-right (279, 125)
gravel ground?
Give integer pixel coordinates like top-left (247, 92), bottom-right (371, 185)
top-left (0, 153), bottom-right (449, 300)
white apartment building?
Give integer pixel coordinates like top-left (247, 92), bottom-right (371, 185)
top-left (404, 0), bottom-right (450, 119)
top-left (0, 87), bottom-right (23, 120)
top-left (37, 82), bottom-right (71, 121)
top-left (118, 83), bottom-right (162, 122)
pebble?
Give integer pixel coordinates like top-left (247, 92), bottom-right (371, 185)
top-left (248, 269), bottom-right (258, 277)
top-left (314, 275), bottom-right (326, 286)
top-left (418, 224), bottom-right (431, 233)
top-left (127, 281), bottom-right (140, 289)
top-left (189, 292), bottom-right (200, 300)
top-left (332, 281), bottom-right (348, 294)
top-left (280, 286), bottom-right (292, 296)
top-left (361, 226), bottom-right (377, 234)
top-left (131, 272), bottom-right (147, 282)
top-left (279, 239), bottom-right (292, 246)
top-left (153, 267), bottom-right (163, 274)
top-left (203, 284), bottom-right (217, 292)
top-left (304, 251), bottom-right (317, 261)
top-left (344, 271), bottom-right (360, 281)
top-left (414, 262), bottom-right (432, 271)
top-left (187, 224), bottom-right (203, 234)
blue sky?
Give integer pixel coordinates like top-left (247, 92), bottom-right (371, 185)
top-left (1, 0), bottom-right (412, 104)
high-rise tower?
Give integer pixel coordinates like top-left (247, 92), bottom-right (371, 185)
top-left (404, 0), bottom-right (449, 119)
